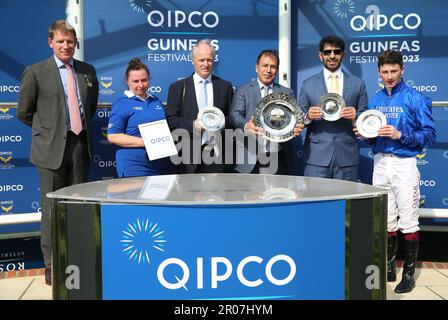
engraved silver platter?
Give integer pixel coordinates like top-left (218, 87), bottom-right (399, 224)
top-left (253, 93), bottom-right (305, 142)
top-left (319, 93), bottom-right (345, 121)
top-left (356, 109), bottom-right (387, 138)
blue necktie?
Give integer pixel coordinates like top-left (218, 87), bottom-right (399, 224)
top-left (199, 79), bottom-right (208, 109)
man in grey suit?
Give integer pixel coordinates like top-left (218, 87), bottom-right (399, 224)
top-left (17, 20), bottom-right (99, 285)
top-left (230, 50), bottom-right (304, 174)
top-left (299, 35), bottom-right (368, 181)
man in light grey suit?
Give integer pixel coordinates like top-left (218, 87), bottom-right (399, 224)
top-left (299, 35), bottom-right (368, 181)
top-left (17, 20), bottom-right (99, 285)
top-left (230, 50), bottom-right (304, 174)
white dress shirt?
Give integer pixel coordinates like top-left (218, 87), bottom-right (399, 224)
top-left (257, 78), bottom-right (273, 97)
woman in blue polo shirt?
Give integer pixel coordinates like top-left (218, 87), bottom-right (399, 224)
top-left (107, 58), bottom-right (173, 177)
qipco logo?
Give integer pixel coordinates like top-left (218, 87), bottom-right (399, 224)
top-left (157, 254), bottom-right (296, 290)
top-left (0, 85), bottom-right (20, 93)
top-left (406, 80), bottom-right (437, 93)
top-left (148, 10), bottom-right (219, 29)
top-left (420, 180), bottom-right (436, 187)
top-left (0, 184), bottom-right (23, 192)
top-left (149, 86), bottom-right (162, 93)
top-left (93, 155), bottom-right (116, 168)
top-left (31, 201), bottom-right (41, 213)
top-left (351, 5), bottom-right (421, 32)
top-left (150, 136), bottom-right (172, 145)
top-left (0, 135), bottom-right (22, 143)
top-left (97, 110), bottom-right (111, 118)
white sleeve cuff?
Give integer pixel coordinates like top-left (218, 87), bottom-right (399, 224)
top-left (243, 122), bottom-right (249, 133)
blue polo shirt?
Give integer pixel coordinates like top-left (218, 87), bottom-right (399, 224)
top-left (108, 91), bottom-right (172, 177)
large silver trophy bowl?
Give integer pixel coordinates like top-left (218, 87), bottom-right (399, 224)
top-left (319, 93), bottom-right (346, 121)
top-left (254, 93), bottom-right (305, 142)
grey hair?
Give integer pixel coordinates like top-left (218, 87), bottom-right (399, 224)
top-left (190, 39), bottom-right (216, 60)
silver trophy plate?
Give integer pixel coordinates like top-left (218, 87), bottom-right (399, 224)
top-left (356, 109), bottom-right (387, 138)
top-left (320, 93), bottom-right (346, 121)
top-left (254, 93), bottom-right (305, 143)
top-left (198, 106), bottom-right (225, 131)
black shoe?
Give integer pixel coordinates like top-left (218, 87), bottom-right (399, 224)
top-left (394, 274), bottom-right (415, 293)
top-left (45, 267), bottom-right (52, 286)
top-left (387, 265), bottom-right (397, 282)
top-left (394, 238), bottom-right (419, 294)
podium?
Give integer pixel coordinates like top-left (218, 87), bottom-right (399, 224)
top-left (47, 174), bottom-right (387, 300)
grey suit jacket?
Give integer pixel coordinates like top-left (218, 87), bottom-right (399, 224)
top-left (17, 57), bottom-right (99, 170)
top-left (229, 80), bottom-right (295, 173)
top-left (299, 71), bottom-right (368, 167)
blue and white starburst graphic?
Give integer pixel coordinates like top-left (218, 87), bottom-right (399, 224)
top-left (333, 0), bottom-right (356, 19)
top-left (120, 219), bottom-right (166, 264)
top-left (129, 0), bottom-right (152, 14)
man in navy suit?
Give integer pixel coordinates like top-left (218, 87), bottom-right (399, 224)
top-left (166, 39), bottom-right (233, 173)
top-left (299, 35), bottom-right (368, 181)
top-left (230, 50), bottom-right (304, 174)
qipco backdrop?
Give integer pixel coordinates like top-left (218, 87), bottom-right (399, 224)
top-left (85, 0), bottom-right (279, 183)
top-left (84, 0), bottom-right (279, 103)
top-left (0, 1), bottom-right (66, 216)
top-left (0, 0), bottom-right (279, 216)
top-left (293, 0), bottom-right (448, 213)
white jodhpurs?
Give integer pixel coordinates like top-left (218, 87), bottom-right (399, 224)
top-left (373, 153), bottom-right (420, 234)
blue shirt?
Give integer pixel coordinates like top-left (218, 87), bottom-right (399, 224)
top-left (369, 80), bottom-right (436, 157)
top-left (54, 56), bottom-right (85, 130)
top-left (108, 91), bottom-right (172, 177)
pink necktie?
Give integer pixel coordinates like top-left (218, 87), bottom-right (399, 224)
top-left (66, 64), bottom-right (82, 135)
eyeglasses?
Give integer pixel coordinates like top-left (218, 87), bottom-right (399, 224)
top-left (321, 49), bottom-right (343, 56)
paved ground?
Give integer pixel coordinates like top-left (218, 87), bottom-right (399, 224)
top-left (1, 263), bottom-right (447, 300)
top-left (387, 265), bottom-right (448, 300)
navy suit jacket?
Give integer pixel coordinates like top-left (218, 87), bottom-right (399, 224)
top-left (166, 74), bottom-right (233, 133)
top-left (299, 71), bottom-right (368, 167)
top-left (229, 80), bottom-right (295, 173)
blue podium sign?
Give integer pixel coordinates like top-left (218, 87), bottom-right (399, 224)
top-left (101, 201), bottom-right (346, 300)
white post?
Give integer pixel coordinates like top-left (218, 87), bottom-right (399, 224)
top-left (278, 0), bottom-right (291, 88)
top-left (66, 0), bottom-right (84, 61)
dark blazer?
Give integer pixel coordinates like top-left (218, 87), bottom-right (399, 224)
top-left (166, 74), bottom-right (233, 133)
top-left (166, 74), bottom-right (234, 173)
top-left (17, 57), bottom-right (99, 170)
top-left (299, 71), bottom-right (368, 167)
top-left (229, 80), bottom-right (295, 173)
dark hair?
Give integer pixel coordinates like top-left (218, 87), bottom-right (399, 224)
top-left (48, 20), bottom-right (77, 40)
top-left (256, 49), bottom-right (280, 66)
top-left (319, 35), bottom-right (345, 52)
top-left (125, 58), bottom-right (150, 80)
top-left (377, 50), bottom-right (404, 68)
